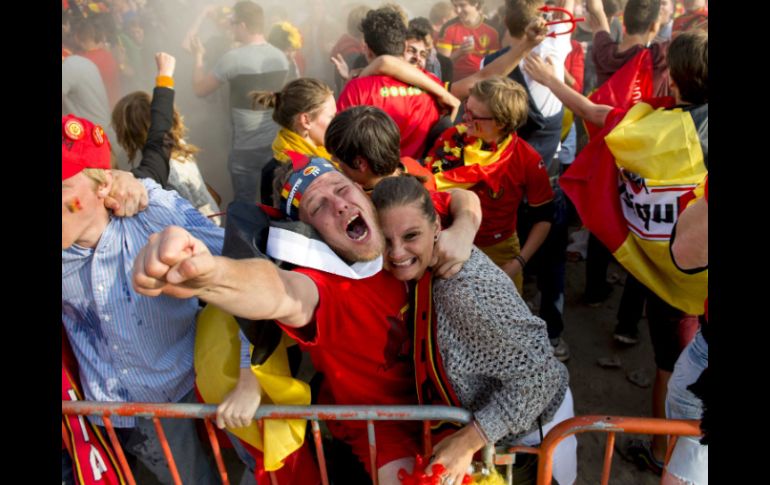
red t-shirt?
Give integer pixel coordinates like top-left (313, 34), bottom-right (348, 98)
top-left (437, 18), bottom-right (500, 82)
top-left (472, 137), bottom-right (552, 246)
top-left (277, 268), bottom-right (420, 468)
top-left (81, 47), bottom-right (121, 106)
top-left (565, 39), bottom-right (585, 94)
top-left (338, 74), bottom-right (441, 159)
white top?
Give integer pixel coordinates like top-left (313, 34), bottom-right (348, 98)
top-left (520, 31), bottom-right (572, 117)
top-left (168, 151), bottom-right (222, 226)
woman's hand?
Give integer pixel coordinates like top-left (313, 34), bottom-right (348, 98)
top-left (427, 423), bottom-right (486, 485)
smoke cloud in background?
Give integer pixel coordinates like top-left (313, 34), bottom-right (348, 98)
top-left (64, 0), bottom-right (506, 209)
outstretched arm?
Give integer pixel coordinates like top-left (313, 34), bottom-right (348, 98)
top-left (106, 52), bottom-right (177, 216)
top-left (191, 36), bottom-right (223, 97)
top-left (130, 52), bottom-right (177, 185)
top-left (132, 226), bottom-right (319, 328)
top-left (450, 17), bottom-right (548, 100)
top-left (182, 4), bottom-right (218, 53)
top-left (586, 0), bottom-right (611, 34)
top-left (522, 52), bottom-right (612, 127)
top-left (357, 56), bottom-right (460, 120)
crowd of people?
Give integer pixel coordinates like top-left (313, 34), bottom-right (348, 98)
top-left (62, 0), bottom-right (708, 484)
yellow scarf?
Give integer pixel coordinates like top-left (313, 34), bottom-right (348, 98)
top-left (194, 305), bottom-right (310, 471)
top-left (429, 124), bottom-right (514, 192)
top-left (271, 128), bottom-right (331, 163)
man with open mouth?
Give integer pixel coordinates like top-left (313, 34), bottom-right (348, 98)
top-left (132, 154), bottom-right (480, 485)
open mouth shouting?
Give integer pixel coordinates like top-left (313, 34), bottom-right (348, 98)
top-left (345, 213), bottom-right (370, 241)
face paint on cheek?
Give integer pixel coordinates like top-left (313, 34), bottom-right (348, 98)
top-left (66, 198), bottom-right (82, 213)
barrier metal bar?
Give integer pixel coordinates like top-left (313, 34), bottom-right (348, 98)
top-left (311, 420), bottom-right (330, 485)
top-left (506, 416), bottom-right (701, 485)
top-left (102, 416), bottom-right (137, 485)
top-left (63, 402), bottom-right (472, 485)
top-left (203, 419), bottom-right (231, 485)
top-left (367, 420), bottom-right (379, 485)
top-left (152, 417), bottom-right (182, 485)
top-left (62, 402), bottom-right (473, 422)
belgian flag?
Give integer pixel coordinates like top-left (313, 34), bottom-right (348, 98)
top-left (561, 100), bottom-right (707, 315)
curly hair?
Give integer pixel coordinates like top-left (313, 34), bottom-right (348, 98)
top-left (360, 7), bottom-right (407, 56)
top-left (111, 91), bottom-right (199, 163)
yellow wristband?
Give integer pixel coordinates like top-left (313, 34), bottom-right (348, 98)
top-left (155, 75), bottom-right (174, 88)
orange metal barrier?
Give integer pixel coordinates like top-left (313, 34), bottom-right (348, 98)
top-left (62, 401), bottom-right (472, 485)
top-left (501, 415), bottom-right (702, 485)
top-left (62, 402), bottom-right (701, 485)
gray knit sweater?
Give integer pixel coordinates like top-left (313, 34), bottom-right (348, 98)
top-left (432, 247), bottom-right (569, 446)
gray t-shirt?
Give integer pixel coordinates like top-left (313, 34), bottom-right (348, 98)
top-left (62, 55), bottom-right (111, 130)
top-left (213, 43), bottom-right (289, 150)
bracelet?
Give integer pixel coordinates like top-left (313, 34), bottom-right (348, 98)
top-left (514, 254), bottom-right (527, 268)
top-left (155, 75), bottom-right (175, 88)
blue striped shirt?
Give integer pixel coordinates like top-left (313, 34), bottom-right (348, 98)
top-left (62, 179), bottom-right (224, 427)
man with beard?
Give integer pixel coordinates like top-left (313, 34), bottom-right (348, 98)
top-left (132, 156), bottom-right (480, 485)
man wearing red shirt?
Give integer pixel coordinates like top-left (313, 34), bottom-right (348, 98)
top-left (437, 0), bottom-right (500, 82)
top-left (133, 154), bottom-right (481, 484)
top-left (337, 8), bottom-right (444, 159)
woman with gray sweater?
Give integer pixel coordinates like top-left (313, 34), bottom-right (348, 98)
top-left (372, 176), bottom-right (576, 485)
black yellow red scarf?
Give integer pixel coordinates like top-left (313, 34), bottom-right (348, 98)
top-left (425, 124), bottom-right (517, 192)
top-left (410, 272), bottom-right (462, 434)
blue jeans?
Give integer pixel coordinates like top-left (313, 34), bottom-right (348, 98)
top-left (557, 123), bottom-right (577, 166)
top-left (665, 330), bottom-right (708, 484)
top-left (229, 146), bottom-right (274, 204)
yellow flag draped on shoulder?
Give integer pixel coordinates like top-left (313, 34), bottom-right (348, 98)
top-left (194, 305), bottom-right (310, 471)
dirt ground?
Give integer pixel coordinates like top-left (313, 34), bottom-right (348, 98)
top-left (538, 256), bottom-right (662, 485)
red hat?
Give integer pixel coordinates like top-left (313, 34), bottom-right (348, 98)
top-left (61, 114), bottom-right (111, 181)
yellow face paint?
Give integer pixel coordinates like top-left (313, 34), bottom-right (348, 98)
top-left (66, 198), bottom-right (82, 213)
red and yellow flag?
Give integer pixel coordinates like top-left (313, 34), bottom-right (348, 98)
top-left (561, 101), bottom-right (707, 314)
top-left (427, 124), bottom-right (516, 193)
top-left (585, 49), bottom-right (655, 139)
